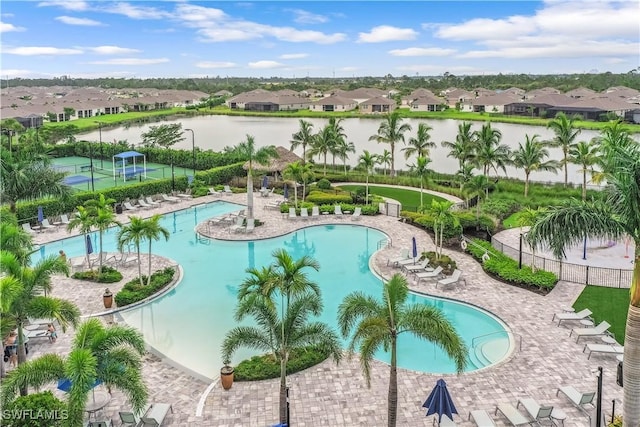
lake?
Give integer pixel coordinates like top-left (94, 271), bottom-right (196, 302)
top-left (79, 115), bottom-right (622, 185)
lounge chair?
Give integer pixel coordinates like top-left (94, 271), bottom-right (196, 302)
top-left (140, 403), bottom-right (173, 426)
top-left (119, 404), bottom-right (151, 427)
top-left (40, 218), bottom-right (56, 231)
top-left (208, 187), bottom-right (222, 197)
top-left (300, 207), bottom-right (309, 220)
top-left (556, 386), bottom-right (595, 423)
top-left (311, 206), bottom-right (320, 219)
top-left (223, 185), bottom-right (233, 195)
top-left (25, 329), bottom-right (49, 340)
top-left (552, 308), bottom-right (593, 326)
top-left (176, 188), bottom-right (192, 198)
top-left (494, 404), bottom-right (531, 426)
top-left (123, 202), bottom-right (139, 211)
top-left (137, 199), bottom-right (153, 209)
top-left (583, 343), bottom-right (624, 359)
top-left (243, 218), bottom-right (255, 233)
top-left (468, 410), bottom-right (496, 427)
top-left (59, 214), bottom-right (71, 225)
top-left (70, 256), bottom-right (87, 273)
top-left (351, 207), bottom-right (362, 221)
top-left (229, 216), bottom-right (245, 233)
top-left (569, 320), bottom-right (611, 343)
top-left (402, 259), bottom-right (430, 273)
top-left (415, 266), bottom-right (444, 283)
top-left (516, 398), bottom-right (554, 425)
top-left (397, 257), bottom-right (419, 267)
top-left (161, 194), bottom-right (179, 203)
top-left (21, 223), bottom-right (37, 235)
top-left (334, 205), bottom-right (343, 217)
top-left (436, 269), bottom-right (466, 289)
top-left (145, 197), bottom-right (161, 207)
top-left (264, 200), bottom-right (282, 210)
top-left (87, 421), bottom-right (112, 427)
top-left (288, 208), bottom-right (298, 220)
top-left (387, 249), bottom-right (410, 267)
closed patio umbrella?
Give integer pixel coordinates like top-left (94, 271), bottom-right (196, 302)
top-left (423, 378), bottom-right (458, 424)
top-left (283, 184), bottom-right (289, 201)
top-left (37, 206), bottom-right (44, 224)
top-left (412, 236), bottom-right (418, 264)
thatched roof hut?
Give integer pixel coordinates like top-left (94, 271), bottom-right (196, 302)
top-left (243, 146), bottom-right (303, 173)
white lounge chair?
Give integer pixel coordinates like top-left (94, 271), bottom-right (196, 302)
top-left (243, 218), bottom-right (255, 234)
top-left (22, 223), bottom-right (37, 235)
top-left (387, 249), bottom-right (410, 267)
top-left (59, 214), bottom-right (71, 225)
top-left (161, 194), bottom-right (179, 203)
top-left (569, 320), bottom-right (611, 342)
top-left (311, 206), bottom-right (320, 219)
top-left (264, 200), bottom-right (282, 210)
top-left (494, 404), bottom-right (531, 426)
top-left (300, 208), bottom-right (309, 220)
top-left (436, 269), bottom-right (466, 289)
top-left (583, 343), bottom-right (623, 359)
top-left (288, 208), bottom-right (298, 220)
top-left (176, 189), bottom-right (192, 198)
top-left (208, 187), bottom-right (222, 197)
top-left (223, 185), bottom-right (233, 195)
top-left (140, 403), bottom-right (173, 427)
top-left (556, 386), bottom-right (595, 423)
top-left (229, 216), bottom-right (245, 233)
top-left (145, 197), bottom-right (160, 207)
top-left (40, 218), bottom-right (56, 231)
top-left (403, 259), bottom-right (433, 273)
top-left (123, 202), bottom-right (139, 211)
top-left (415, 266), bottom-right (444, 282)
top-left (334, 205), bottom-right (343, 217)
top-left (516, 398), bottom-right (554, 425)
top-left (397, 257), bottom-right (419, 267)
top-left (137, 199), bottom-right (153, 209)
top-left (468, 410), bottom-right (496, 427)
top-left (552, 308), bottom-right (593, 326)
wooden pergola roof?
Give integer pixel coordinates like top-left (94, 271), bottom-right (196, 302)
top-left (243, 146), bottom-right (303, 172)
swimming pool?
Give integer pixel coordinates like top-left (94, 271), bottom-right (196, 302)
top-left (37, 201), bottom-right (512, 380)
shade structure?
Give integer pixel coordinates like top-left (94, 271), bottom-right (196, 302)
top-left (57, 378), bottom-right (102, 393)
top-left (86, 234), bottom-right (94, 255)
top-left (422, 379), bottom-right (458, 423)
top-left (412, 237), bottom-right (418, 262)
top-left (283, 184), bottom-right (289, 200)
top-left (37, 206), bottom-right (44, 223)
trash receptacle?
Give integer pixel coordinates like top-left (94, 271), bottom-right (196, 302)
top-left (115, 203), bottom-right (123, 214)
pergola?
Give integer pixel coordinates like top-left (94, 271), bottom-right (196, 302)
top-left (113, 151), bottom-right (147, 182)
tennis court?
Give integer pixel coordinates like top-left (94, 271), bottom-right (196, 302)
top-left (52, 156), bottom-right (193, 192)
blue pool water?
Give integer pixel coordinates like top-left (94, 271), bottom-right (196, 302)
top-left (37, 201), bottom-right (511, 380)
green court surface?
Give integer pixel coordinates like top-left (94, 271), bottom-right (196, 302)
top-left (52, 156), bottom-right (194, 192)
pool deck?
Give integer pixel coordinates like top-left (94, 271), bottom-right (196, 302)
top-left (21, 191), bottom-right (624, 426)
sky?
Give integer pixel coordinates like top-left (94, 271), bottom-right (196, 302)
top-left (1, 1), bottom-right (638, 79)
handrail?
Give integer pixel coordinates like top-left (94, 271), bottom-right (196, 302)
top-left (472, 330), bottom-right (523, 352)
top-left (461, 234), bottom-right (500, 257)
top-left (377, 238), bottom-right (391, 249)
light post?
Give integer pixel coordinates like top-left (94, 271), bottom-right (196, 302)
top-left (518, 233), bottom-right (523, 269)
top-left (184, 128), bottom-right (196, 179)
top-left (89, 143), bottom-right (95, 192)
top-left (596, 366), bottom-right (603, 427)
top-left (96, 121), bottom-right (104, 168)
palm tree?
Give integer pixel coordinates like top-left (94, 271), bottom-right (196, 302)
top-left (290, 119), bottom-right (314, 164)
top-left (593, 120), bottom-right (635, 185)
top-left (337, 274), bottom-right (467, 427)
top-left (402, 123), bottom-right (435, 160)
top-left (358, 150), bottom-right (379, 205)
top-left (235, 249), bottom-right (323, 424)
top-left (368, 111), bottom-right (412, 177)
top-left (0, 220), bottom-right (34, 265)
top-left (516, 207), bottom-right (546, 272)
top-left (0, 251), bottom-right (80, 372)
top-left (308, 125), bottom-right (335, 175)
top-left (408, 156), bottom-right (431, 211)
top-left (328, 117), bottom-right (347, 168)
top-left (282, 161), bottom-right (314, 207)
top-left (1, 318), bottom-right (148, 426)
top-left (116, 217), bottom-right (146, 285)
top-left (66, 206), bottom-right (95, 267)
top-left (85, 194), bottom-right (120, 272)
top-left (378, 149), bottom-right (392, 176)
top-left (441, 122), bottom-right (476, 173)
top-left (547, 112), bottom-right (581, 187)
top-left (511, 134), bottom-right (560, 197)
top-left (526, 137), bottom-right (640, 426)
top-left (455, 164), bottom-right (475, 192)
top-left (229, 135), bottom-right (277, 220)
top-left (569, 140), bottom-right (600, 200)
top-left (430, 200), bottom-right (455, 259)
top-left (335, 139), bottom-right (355, 174)
top-left (473, 122), bottom-right (510, 177)
top-left (463, 175), bottom-right (492, 222)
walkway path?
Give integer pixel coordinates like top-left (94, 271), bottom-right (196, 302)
top-left (21, 191), bottom-right (623, 426)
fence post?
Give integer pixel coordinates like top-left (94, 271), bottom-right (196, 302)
top-left (619, 269), bottom-right (623, 289)
top-left (586, 265), bottom-right (589, 285)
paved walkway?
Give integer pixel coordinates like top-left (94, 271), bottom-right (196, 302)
top-left (19, 190), bottom-right (624, 426)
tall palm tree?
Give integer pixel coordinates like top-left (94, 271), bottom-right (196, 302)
top-left (569, 140), bottom-right (600, 200)
top-left (430, 200), bottom-right (455, 259)
top-left (116, 217), bottom-right (146, 285)
top-left (441, 122), bottom-right (476, 173)
top-left (473, 122), bottom-right (510, 177)
top-left (516, 207), bottom-right (546, 272)
top-left (358, 150), bottom-right (379, 205)
top-left (402, 123), bottom-right (435, 160)
top-left (455, 164), bottom-right (475, 192)
top-left (0, 220), bottom-right (34, 265)
top-left (282, 161), bottom-right (314, 207)
top-left (85, 194), bottom-right (120, 272)
top-left (463, 175), bottom-right (492, 222)
top-left (335, 139), bottom-right (355, 174)
top-left (526, 137), bottom-right (640, 427)
top-left (511, 134), bottom-right (560, 197)
top-left (66, 206), bottom-right (95, 267)
top-left (379, 149), bottom-right (392, 176)
top-left (308, 125), bottom-right (335, 175)
top-left (337, 274), bottom-right (467, 427)
top-left (140, 215), bottom-right (169, 286)
top-left (1, 318), bottom-right (148, 426)
top-left (408, 156), bottom-right (431, 211)
top-left (0, 251), bottom-right (80, 372)
top-left (235, 249), bottom-right (322, 424)
top-left (593, 120), bottom-right (636, 185)
top-left (328, 117), bottom-right (347, 168)
top-left (368, 111), bottom-right (412, 177)
top-left (547, 112), bottom-right (581, 187)
top-left (290, 119), bottom-right (314, 164)
top-left (229, 135), bottom-right (277, 220)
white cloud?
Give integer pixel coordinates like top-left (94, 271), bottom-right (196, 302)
top-left (88, 46), bottom-right (140, 55)
top-left (195, 61), bottom-right (237, 69)
top-left (174, 4), bottom-right (227, 25)
top-left (0, 21), bottom-right (25, 32)
top-left (88, 58), bottom-right (169, 65)
top-left (103, 2), bottom-right (169, 20)
top-left (388, 47), bottom-right (456, 57)
top-left (459, 40), bottom-right (639, 59)
top-left (38, 1), bottom-right (89, 11)
top-left (198, 28), bottom-right (259, 42)
top-left (339, 67), bottom-right (359, 72)
top-left (198, 22), bottom-right (346, 44)
top-left (2, 46), bottom-right (83, 55)
top-left (435, 16), bottom-right (534, 41)
top-left (248, 60), bottom-right (285, 69)
top-left (358, 25), bottom-right (418, 43)
top-left (2, 69), bottom-right (35, 77)
top-left (397, 64), bottom-right (500, 75)
top-left (288, 9), bottom-right (328, 24)
top-left (603, 58), bottom-right (628, 64)
top-left (55, 16), bottom-right (104, 26)
top-left (279, 53), bottom-right (309, 59)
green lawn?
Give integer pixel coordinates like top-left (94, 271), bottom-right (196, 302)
top-left (338, 184), bottom-right (446, 210)
top-left (572, 286), bottom-right (629, 344)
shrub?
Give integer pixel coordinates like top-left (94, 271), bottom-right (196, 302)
top-left (360, 204), bottom-right (379, 215)
top-left (422, 251), bottom-right (457, 274)
top-left (466, 239), bottom-right (558, 290)
top-left (234, 345), bottom-right (330, 381)
top-left (316, 178), bottom-right (332, 190)
top-left (72, 266), bottom-right (123, 283)
top-left (482, 198), bottom-right (520, 221)
top-left (114, 267), bottom-right (176, 307)
top-left (305, 191), bottom-right (352, 205)
top-left (4, 391), bottom-right (67, 427)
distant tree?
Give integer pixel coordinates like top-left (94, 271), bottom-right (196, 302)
top-left (290, 119), bottom-right (315, 165)
top-left (378, 149), bottom-right (392, 176)
top-left (402, 123), bottom-right (435, 160)
top-left (407, 156), bottom-right (432, 211)
top-left (511, 134), bottom-right (560, 197)
top-left (141, 123), bottom-right (185, 148)
top-left (569, 140), bottom-right (600, 200)
top-left (473, 122), bottom-right (509, 178)
top-left (357, 150), bottom-right (380, 204)
top-left (368, 111), bottom-right (411, 177)
top-left (547, 112), bottom-right (581, 187)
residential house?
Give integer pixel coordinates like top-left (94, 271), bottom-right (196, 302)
top-left (548, 96), bottom-right (635, 121)
top-left (462, 93), bottom-right (520, 113)
top-left (524, 87), bottom-right (561, 99)
top-left (310, 95), bottom-right (357, 112)
top-left (504, 94), bottom-right (576, 117)
top-left (442, 88), bottom-right (474, 108)
top-left (359, 96), bottom-right (396, 114)
top-left (409, 94), bottom-right (446, 112)
top-left (565, 87), bottom-right (596, 99)
top-left (340, 88), bottom-right (388, 104)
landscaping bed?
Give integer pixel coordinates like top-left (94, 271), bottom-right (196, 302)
top-left (114, 267), bottom-right (176, 307)
top-left (234, 345), bottom-right (331, 381)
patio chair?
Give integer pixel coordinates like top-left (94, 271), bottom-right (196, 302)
top-left (40, 218), bottom-right (56, 231)
top-left (137, 199), bottom-right (153, 209)
top-left (87, 421), bottom-right (112, 427)
top-left (556, 386), bottom-right (595, 423)
top-left (516, 398), bottom-right (554, 425)
top-left (21, 223), bottom-right (37, 235)
top-left (311, 206), bottom-right (320, 219)
top-left (243, 218), bottom-right (255, 234)
top-left (436, 269), bottom-right (466, 289)
top-left (569, 320), bottom-right (611, 342)
top-left (140, 403), bottom-right (173, 427)
top-left (397, 256), bottom-right (420, 267)
top-left (119, 404), bottom-right (151, 427)
top-left (403, 259), bottom-right (433, 273)
top-left (70, 256), bottom-right (87, 273)
top-left (229, 216), bottom-right (245, 233)
top-left (223, 185), bottom-right (233, 195)
top-left (387, 249), bottom-right (410, 267)
top-left (552, 308), bottom-right (593, 326)
top-left (351, 206), bottom-right (362, 221)
top-left (494, 404), bottom-right (532, 426)
top-left (334, 205), bottom-right (343, 217)
top-left (415, 266), bottom-right (444, 283)
top-left (59, 214), bottom-right (71, 225)
top-left (176, 188), bottom-right (192, 198)
top-left (288, 208), bottom-right (298, 220)
top-left (145, 197), bottom-right (161, 207)
top-left (300, 207), bottom-right (309, 220)
top-left (264, 200), bottom-right (282, 210)
top-left (208, 187), bottom-right (222, 197)
top-left (123, 202), bottom-right (139, 211)
top-left (468, 410), bottom-right (497, 427)
top-left (161, 194), bottom-right (179, 203)
top-left (583, 343), bottom-right (623, 359)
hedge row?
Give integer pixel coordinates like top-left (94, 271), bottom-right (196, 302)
top-left (466, 239), bottom-right (558, 290)
top-left (305, 190), bottom-right (353, 205)
top-left (279, 203), bottom-right (379, 216)
top-left (234, 345), bottom-right (330, 381)
top-left (114, 267), bottom-right (176, 307)
top-left (401, 210), bottom-right (496, 239)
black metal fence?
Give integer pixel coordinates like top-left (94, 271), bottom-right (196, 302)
top-left (491, 237), bottom-right (633, 289)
